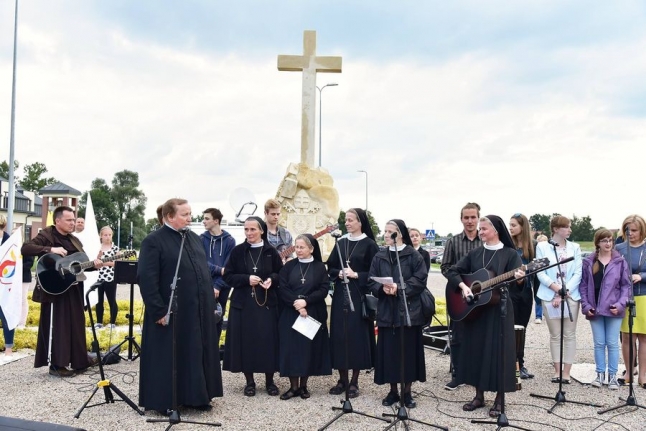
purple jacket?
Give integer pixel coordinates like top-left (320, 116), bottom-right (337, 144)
top-left (580, 250), bottom-right (632, 317)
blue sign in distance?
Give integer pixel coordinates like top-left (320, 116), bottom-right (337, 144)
top-left (425, 229), bottom-right (435, 239)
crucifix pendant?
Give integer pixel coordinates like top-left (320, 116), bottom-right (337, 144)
top-left (252, 266), bottom-right (257, 273)
top-left (251, 289), bottom-right (255, 298)
top-left (346, 260), bottom-right (351, 267)
top-left (301, 277), bottom-right (306, 284)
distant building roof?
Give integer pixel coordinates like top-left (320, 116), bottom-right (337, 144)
top-left (39, 182), bottom-right (82, 196)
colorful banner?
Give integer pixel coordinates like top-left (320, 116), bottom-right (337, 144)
top-left (0, 227), bottom-right (23, 330)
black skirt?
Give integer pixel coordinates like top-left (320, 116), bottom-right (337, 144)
top-left (374, 326), bottom-right (426, 385)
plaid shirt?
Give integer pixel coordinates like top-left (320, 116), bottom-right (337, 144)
top-left (440, 231), bottom-right (482, 278)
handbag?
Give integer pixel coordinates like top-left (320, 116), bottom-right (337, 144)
top-left (420, 289), bottom-right (435, 323)
top-left (361, 293), bottom-right (378, 321)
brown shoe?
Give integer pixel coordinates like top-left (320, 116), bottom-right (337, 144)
top-left (49, 366), bottom-right (75, 377)
top-left (88, 355), bottom-right (100, 367)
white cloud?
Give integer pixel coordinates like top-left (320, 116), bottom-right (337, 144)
top-left (1, 2), bottom-right (645, 239)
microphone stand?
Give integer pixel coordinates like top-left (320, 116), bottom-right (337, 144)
top-left (599, 228), bottom-right (645, 415)
top-left (318, 235), bottom-right (388, 430)
top-left (530, 240), bottom-right (600, 412)
top-left (146, 229), bottom-right (221, 430)
top-left (75, 281), bottom-right (144, 418)
top-left (472, 277), bottom-right (535, 431)
top-left (382, 239), bottom-right (447, 431)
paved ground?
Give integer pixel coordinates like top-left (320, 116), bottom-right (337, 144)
top-left (1, 270), bottom-right (642, 430)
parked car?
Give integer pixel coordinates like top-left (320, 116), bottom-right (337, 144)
top-left (432, 254), bottom-right (443, 264)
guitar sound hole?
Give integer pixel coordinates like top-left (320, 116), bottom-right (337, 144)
top-left (68, 262), bottom-right (82, 275)
top-left (471, 282), bottom-right (482, 294)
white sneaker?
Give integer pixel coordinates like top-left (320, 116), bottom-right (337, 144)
top-left (94, 323), bottom-right (103, 329)
top-left (608, 375), bottom-right (619, 390)
top-left (107, 324), bottom-right (116, 330)
top-left (591, 372), bottom-right (604, 388)
top-left (534, 318), bottom-right (542, 324)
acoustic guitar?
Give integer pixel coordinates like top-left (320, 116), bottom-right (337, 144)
top-left (446, 258), bottom-right (549, 322)
top-left (37, 250), bottom-right (137, 295)
top-left (279, 224), bottom-right (339, 260)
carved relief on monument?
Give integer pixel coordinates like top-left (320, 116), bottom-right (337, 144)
top-left (276, 163), bottom-right (339, 260)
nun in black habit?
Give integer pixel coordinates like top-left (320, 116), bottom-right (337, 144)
top-left (277, 234), bottom-right (332, 400)
top-left (446, 215), bottom-right (525, 418)
top-left (137, 198), bottom-right (223, 414)
top-left (223, 216), bottom-right (283, 397)
top-left (327, 208), bottom-right (379, 398)
top-left (367, 219), bottom-right (428, 409)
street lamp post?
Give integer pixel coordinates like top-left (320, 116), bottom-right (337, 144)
top-left (357, 170), bottom-right (368, 211)
top-left (316, 83), bottom-right (338, 167)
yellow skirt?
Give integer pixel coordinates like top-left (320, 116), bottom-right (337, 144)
top-left (620, 296), bottom-right (646, 334)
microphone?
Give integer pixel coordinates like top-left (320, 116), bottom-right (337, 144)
top-left (330, 231), bottom-right (343, 238)
top-left (548, 239), bottom-right (560, 247)
top-left (390, 232), bottom-right (398, 240)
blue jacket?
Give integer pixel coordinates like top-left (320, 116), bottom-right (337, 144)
top-left (579, 250), bottom-right (632, 317)
top-left (200, 230), bottom-right (236, 291)
top-left (536, 240), bottom-right (582, 302)
top-left (615, 241), bottom-right (646, 296)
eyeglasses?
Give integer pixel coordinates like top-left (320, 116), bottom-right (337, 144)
top-left (599, 238), bottom-right (614, 244)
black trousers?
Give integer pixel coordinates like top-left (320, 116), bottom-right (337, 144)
top-left (96, 280), bottom-right (118, 324)
top-left (449, 319), bottom-right (464, 378)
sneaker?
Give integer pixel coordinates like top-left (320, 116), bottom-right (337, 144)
top-left (591, 372), bottom-right (604, 388)
top-left (94, 323), bottom-right (103, 329)
top-left (534, 318), bottom-right (542, 324)
top-left (444, 378), bottom-right (462, 391)
top-left (107, 324), bottom-right (116, 330)
top-left (608, 375), bottom-right (619, 390)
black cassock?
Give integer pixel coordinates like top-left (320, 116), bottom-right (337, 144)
top-left (137, 226), bottom-right (223, 411)
top-left (223, 242), bottom-right (283, 373)
top-left (327, 237), bottom-right (379, 370)
top-left (278, 259), bottom-right (331, 377)
top-left (446, 246), bottom-right (522, 392)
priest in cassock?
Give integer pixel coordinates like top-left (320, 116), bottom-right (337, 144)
top-left (137, 198), bottom-right (223, 415)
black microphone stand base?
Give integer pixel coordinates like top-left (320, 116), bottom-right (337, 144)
top-left (147, 412), bottom-right (221, 431)
top-left (382, 405), bottom-right (448, 431)
top-left (472, 412), bottom-right (535, 431)
top-left (318, 399), bottom-right (391, 431)
top-left (75, 286), bottom-right (144, 419)
top-left (530, 391), bottom-right (600, 414)
top-left (74, 378), bottom-right (144, 419)
top-left (598, 394), bottom-right (646, 415)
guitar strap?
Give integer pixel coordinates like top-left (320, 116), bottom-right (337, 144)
top-left (69, 234), bottom-right (85, 253)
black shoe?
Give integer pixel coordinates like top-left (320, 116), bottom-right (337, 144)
top-left (49, 366), bottom-right (75, 377)
top-left (520, 367), bottom-right (534, 379)
top-left (155, 409), bottom-right (172, 417)
top-left (382, 391), bottom-right (400, 407)
top-left (444, 378), bottom-right (462, 391)
top-left (404, 392), bottom-right (416, 409)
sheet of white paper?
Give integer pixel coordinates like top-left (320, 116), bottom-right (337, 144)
top-left (292, 315), bottom-right (322, 340)
top-left (545, 301), bottom-right (571, 319)
top-left (370, 276), bottom-right (394, 284)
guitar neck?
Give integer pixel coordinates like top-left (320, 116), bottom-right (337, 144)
top-left (480, 263), bottom-right (528, 290)
top-left (78, 252), bottom-right (128, 271)
top-left (279, 227), bottom-right (334, 258)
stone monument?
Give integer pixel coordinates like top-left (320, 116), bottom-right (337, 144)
top-left (277, 30), bottom-right (342, 260)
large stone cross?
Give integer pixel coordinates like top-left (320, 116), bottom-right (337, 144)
top-left (278, 30), bottom-right (342, 167)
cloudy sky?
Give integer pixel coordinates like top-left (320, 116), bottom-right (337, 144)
top-left (1, 1), bottom-right (645, 236)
